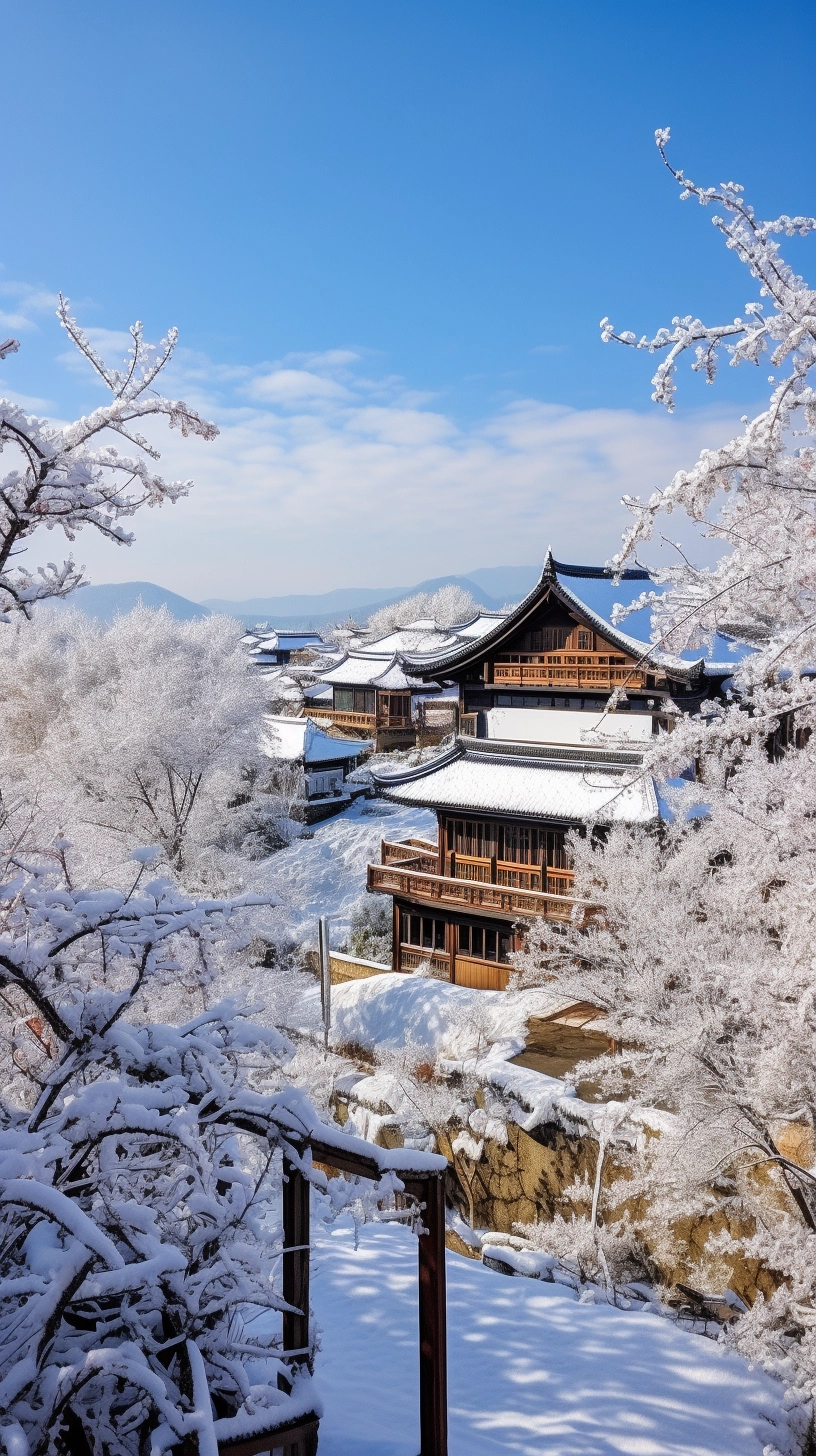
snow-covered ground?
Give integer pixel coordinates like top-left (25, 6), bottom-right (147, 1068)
top-left (266, 797), bottom-right (436, 947)
top-left (311, 1220), bottom-right (787, 1456)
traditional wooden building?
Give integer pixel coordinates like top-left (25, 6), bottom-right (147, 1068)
top-left (402, 551), bottom-right (732, 732)
top-left (366, 734), bottom-right (657, 989)
top-left (306, 614), bottom-right (505, 750)
top-left (262, 714), bottom-right (372, 822)
top-left (306, 653), bottom-right (428, 750)
top-left (366, 554), bottom-right (735, 990)
top-left (244, 629), bottom-right (325, 667)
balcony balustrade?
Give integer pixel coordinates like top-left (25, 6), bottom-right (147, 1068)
top-left (307, 708), bottom-right (413, 733)
top-left (381, 837), bottom-right (440, 874)
top-left (493, 660), bottom-right (646, 691)
top-left (398, 947), bottom-right (451, 979)
top-left (368, 859), bottom-right (589, 923)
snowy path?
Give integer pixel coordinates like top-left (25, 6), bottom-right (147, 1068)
top-left (311, 1221), bottom-right (785, 1456)
top-left (265, 797), bottom-right (437, 945)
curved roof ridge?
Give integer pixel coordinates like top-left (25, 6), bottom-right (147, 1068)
top-left (370, 739), bottom-right (464, 788)
top-left (405, 557), bottom-right (703, 680)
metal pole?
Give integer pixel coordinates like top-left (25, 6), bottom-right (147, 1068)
top-left (318, 914), bottom-right (331, 1048)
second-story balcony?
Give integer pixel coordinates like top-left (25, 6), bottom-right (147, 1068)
top-left (306, 708), bottom-right (413, 735)
top-left (368, 838), bottom-right (592, 924)
top-left (492, 657), bottom-right (647, 691)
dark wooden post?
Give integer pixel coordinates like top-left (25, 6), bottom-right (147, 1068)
top-left (417, 1172), bottom-right (448, 1456)
top-left (282, 1156), bottom-right (310, 1362)
top-left (392, 895), bottom-right (401, 973)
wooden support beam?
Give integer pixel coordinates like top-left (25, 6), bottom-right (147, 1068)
top-left (405, 1172), bottom-right (448, 1456)
top-left (282, 1157), bottom-right (310, 1361)
top-left (289, 1146), bottom-right (449, 1456)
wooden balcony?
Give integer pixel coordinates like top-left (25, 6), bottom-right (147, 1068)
top-left (307, 709), bottom-right (413, 734)
top-left (382, 837), bottom-right (439, 873)
top-left (445, 852), bottom-right (575, 896)
top-left (368, 861), bottom-right (590, 923)
top-left (308, 708), bottom-right (377, 732)
top-left (493, 657), bottom-right (646, 691)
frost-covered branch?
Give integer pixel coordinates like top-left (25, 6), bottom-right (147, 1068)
top-left (0, 298), bottom-right (218, 620)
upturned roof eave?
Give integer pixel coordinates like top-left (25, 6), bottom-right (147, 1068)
top-left (406, 556), bottom-right (702, 683)
top-left (373, 737), bottom-right (660, 825)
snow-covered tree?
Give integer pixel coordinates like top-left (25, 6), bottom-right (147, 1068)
top-left (365, 583), bottom-right (477, 637)
top-left (515, 129), bottom-right (816, 1423)
top-left (0, 300), bottom-right (217, 620)
top-left (0, 814), bottom-right (399, 1453)
top-left (0, 307), bottom-right (408, 1455)
top-left (0, 605), bottom-right (286, 893)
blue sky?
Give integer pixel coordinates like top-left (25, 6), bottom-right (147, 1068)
top-left (1, 1), bottom-right (814, 600)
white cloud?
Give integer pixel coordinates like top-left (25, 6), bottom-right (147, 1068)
top-left (52, 389), bottom-right (740, 601)
top-left (288, 348), bottom-right (361, 368)
top-left (247, 368), bottom-right (350, 403)
top-left (6, 307), bottom-right (743, 601)
top-left (0, 278), bottom-right (60, 332)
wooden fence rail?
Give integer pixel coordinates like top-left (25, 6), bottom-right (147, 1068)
top-left (176, 1131), bottom-right (448, 1456)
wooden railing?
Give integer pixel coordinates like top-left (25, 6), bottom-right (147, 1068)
top-left (450, 852), bottom-right (493, 883)
top-left (444, 854), bottom-right (575, 895)
top-left (399, 946), bottom-right (451, 978)
top-left (306, 708), bottom-right (414, 733)
top-left (368, 862), bottom-right (590, 922)
top-left (307, 708), bottom-right (376, 731)
top-left (382, 837), bottom-right (439, 873)
top-left (493, 661), bottom-right (646, 690)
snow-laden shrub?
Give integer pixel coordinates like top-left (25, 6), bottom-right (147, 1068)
top-left (348, 895), bottom-right (391, 965)
top-left (515, 1209), bottom-right (658, 1291)
top-left (0, 826), bottom-right (367, 1453)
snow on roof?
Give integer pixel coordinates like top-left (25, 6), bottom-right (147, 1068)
top-left (318, 652), bottom-right (426, 690)
top-left (244, 629), bottom-right (324, 650)
top-left (374, 738), bottom-right (657, 824)
top-left (486, 706), bottom-right (655, 748)
top-left (452, 611), bottom-right (507, 640)
top-left (403, 557), bottom-right (701, 680)
top-left (262, 714), bottom-right (371, 763)
top-left (359, 628), bottom-right (461, 657)
top-left (362, 613), bottom-right (508, 662)
top-left (256, 667), bottom-right (303, 698)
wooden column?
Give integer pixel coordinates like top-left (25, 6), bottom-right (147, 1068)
top-left (392, 898), bottom-right (401, 973)
top-left (282, 1156), bottom-right (310, 1361)
top-left (417, 1172), bottom-right (448, 1456)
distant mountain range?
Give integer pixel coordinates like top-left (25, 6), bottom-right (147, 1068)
top-left (199, 569), bottom-right (540, 627)
top-left (44, 562), bottom-right (659, 636)
top-left (48, 566), bottom-right (543, 628)
top-left (48, 581), bottom-right (210, 623)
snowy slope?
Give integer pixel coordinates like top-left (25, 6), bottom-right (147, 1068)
top-left (266, 797), bottom-right (437, 945)
top-left (328, 972), bottom-right (570, 1061)
top-left (311, 1220), bottom-right (787, 1456)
